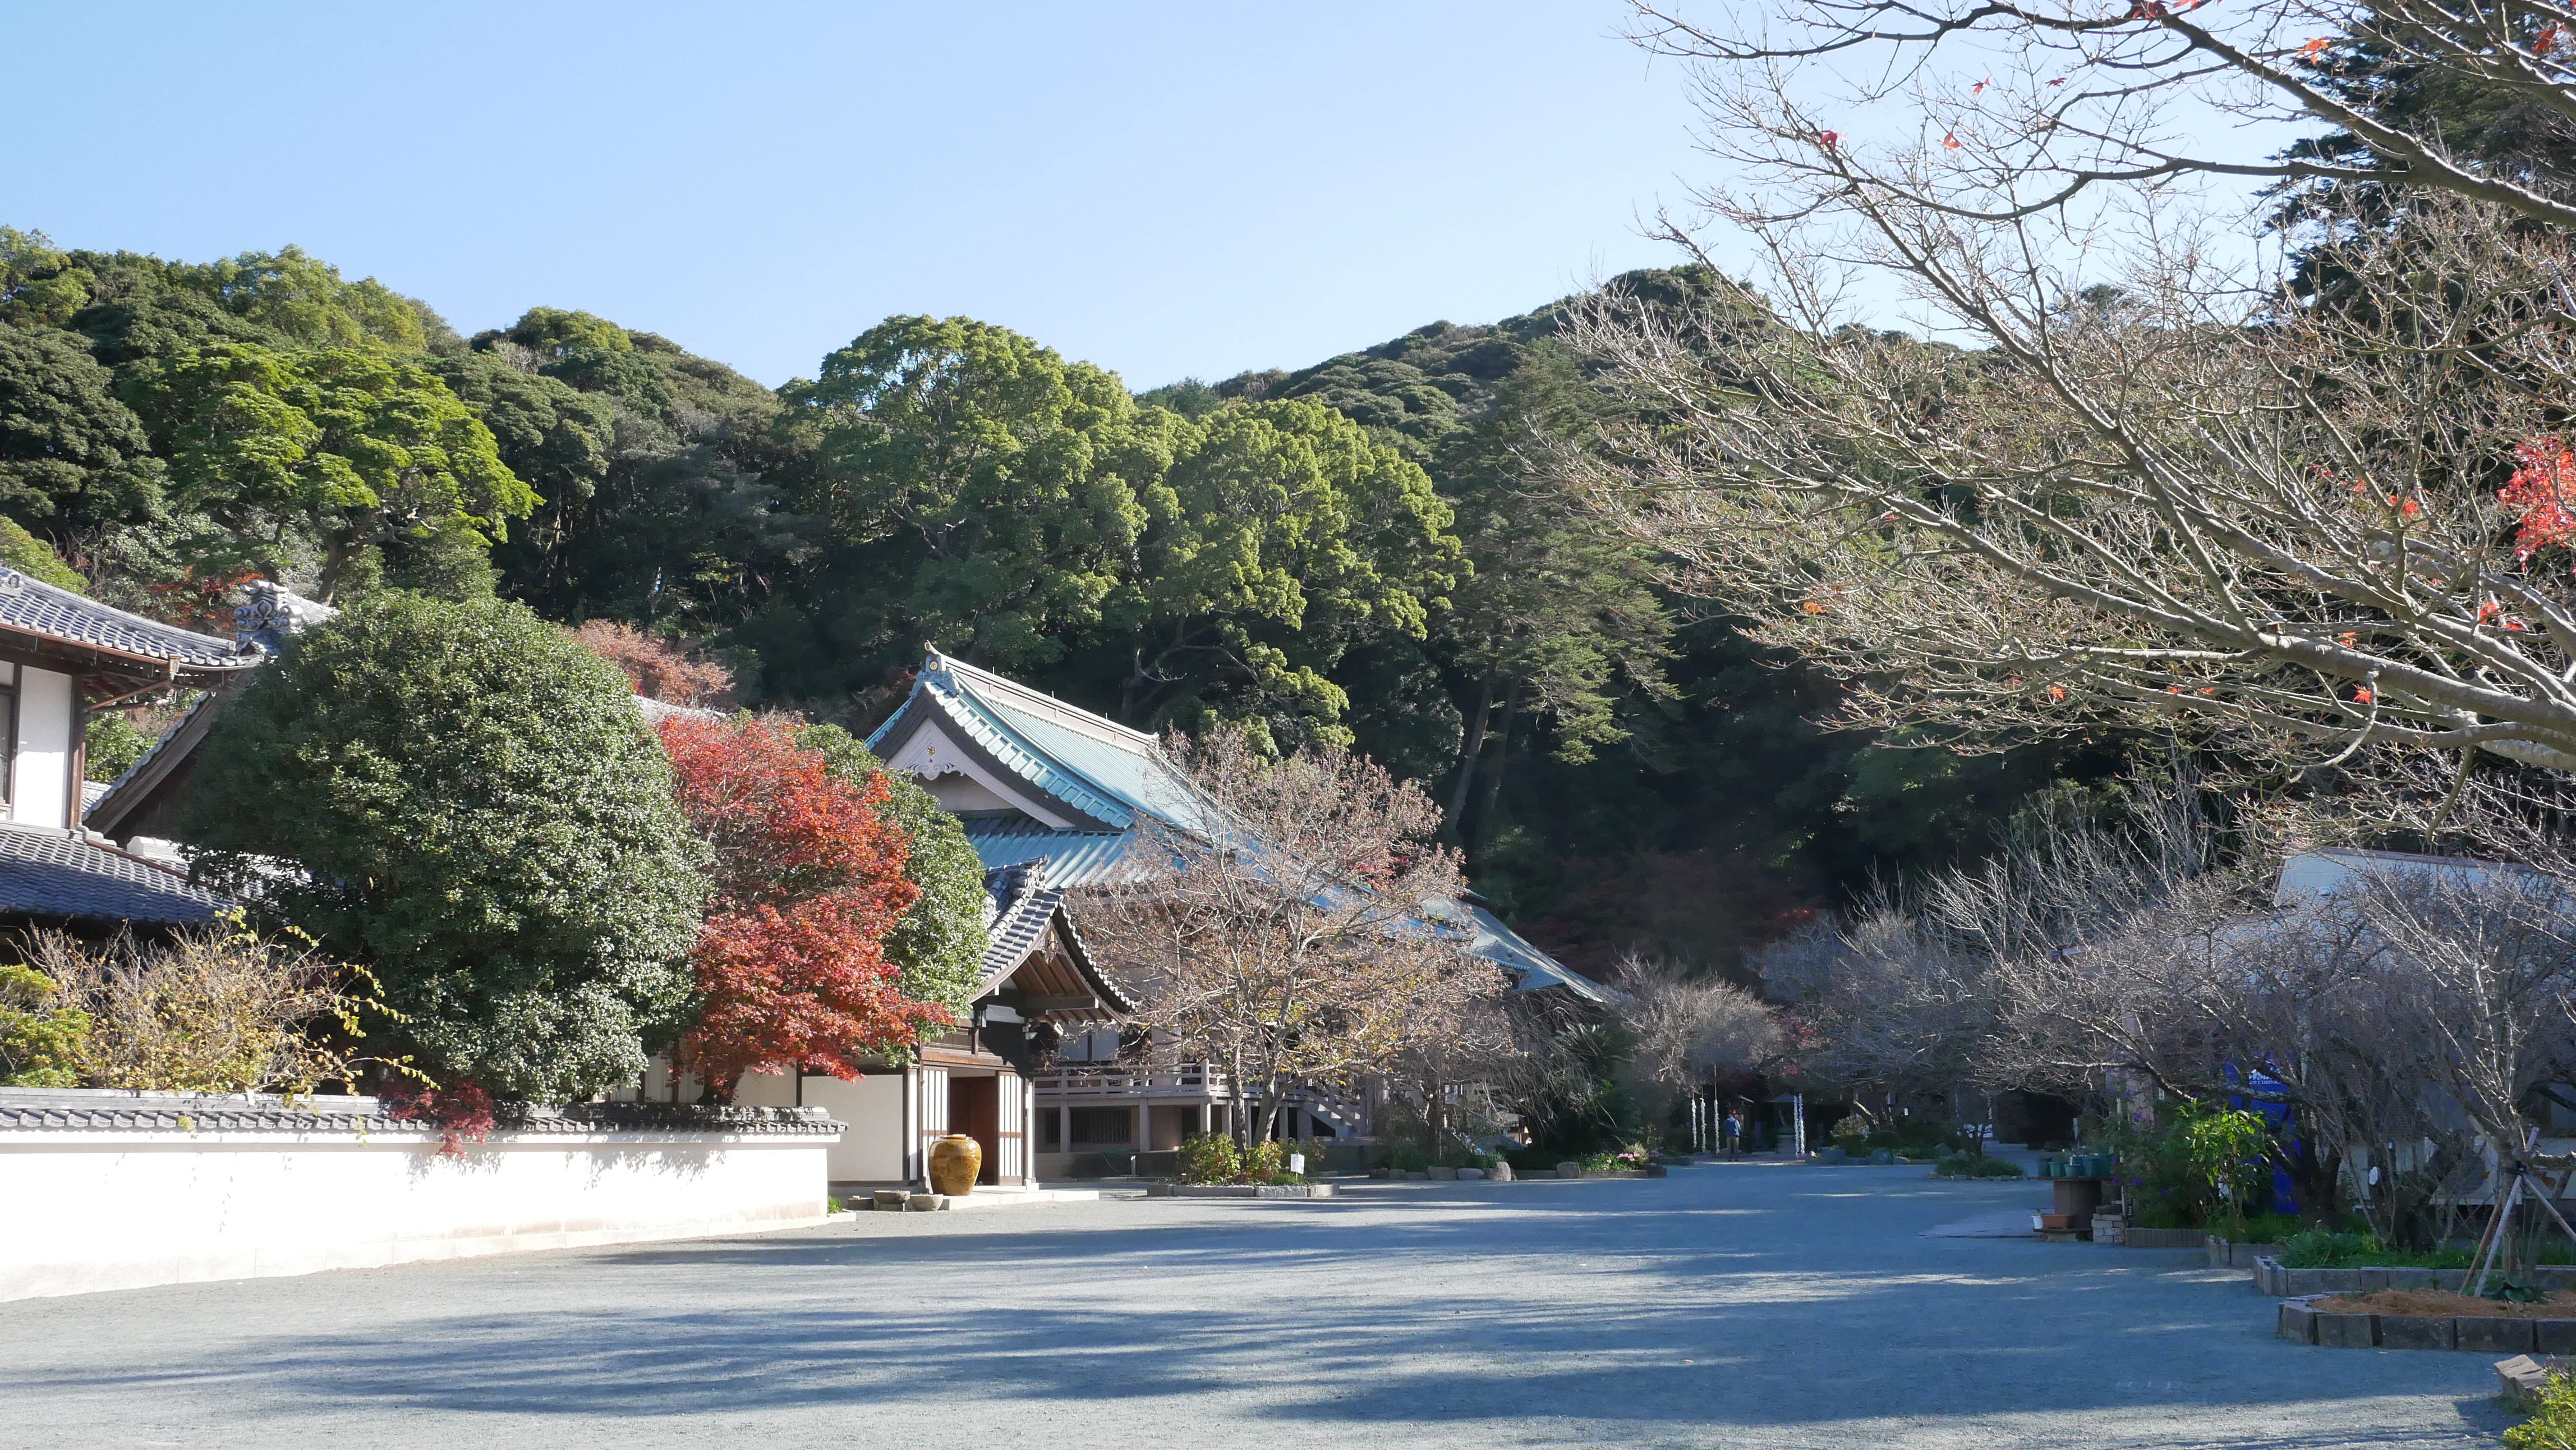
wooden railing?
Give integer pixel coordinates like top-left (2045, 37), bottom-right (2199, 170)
top-left (1031, 1066), bottom-right (1230, 1098)
top-left (1032, 1066), bottom-right (1369, 1132)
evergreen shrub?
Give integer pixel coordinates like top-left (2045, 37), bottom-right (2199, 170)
top-left (185, 593), bottom-right (710, 1100)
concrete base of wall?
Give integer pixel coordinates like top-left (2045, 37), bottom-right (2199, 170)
top-left (0, 1087), bottom-right (843, 1302)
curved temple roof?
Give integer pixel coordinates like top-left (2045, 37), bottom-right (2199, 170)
top-left (871, 650), bottom-right (1606, 1003)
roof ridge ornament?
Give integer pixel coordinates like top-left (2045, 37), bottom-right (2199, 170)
top-left (232, 579), bottom-right (338, 655)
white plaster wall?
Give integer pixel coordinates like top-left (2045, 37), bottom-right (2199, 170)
top-left (11, 666), bottom-right (72, 829)
top-left (810, 1073), bottom-right (905, 1182)
top-left (732, 1071), bottom-right (908, 1183)
top-left (0, 1127), bottom-right (830, 1302)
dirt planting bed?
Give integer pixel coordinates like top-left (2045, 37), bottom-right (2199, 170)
top-left (2279, 1291), bottom-right (2576, 1353)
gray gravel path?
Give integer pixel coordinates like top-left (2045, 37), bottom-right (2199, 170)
top-left (0, 1162), bottom-right (2514, 1448)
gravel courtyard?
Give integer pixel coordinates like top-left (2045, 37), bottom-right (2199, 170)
top-left (0, 1162), bottom-right (2514, 1449)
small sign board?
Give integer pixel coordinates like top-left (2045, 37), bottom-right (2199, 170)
top-left (1288, 1153), bottom-right (1307, 1175)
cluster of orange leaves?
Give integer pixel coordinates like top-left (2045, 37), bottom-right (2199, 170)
top-left (656, 715), bottom-right (942, 1092)
top-left (2501, 437), bottom-right (2576, 560)
top-left (571, 620), bottom-right (735, 707)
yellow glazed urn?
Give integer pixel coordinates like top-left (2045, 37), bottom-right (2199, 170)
top-left (929, 1134), bottom-right (982, 1195)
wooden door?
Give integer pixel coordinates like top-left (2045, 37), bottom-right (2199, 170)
top-left (950, 1075), bottom-right (1000, 1186)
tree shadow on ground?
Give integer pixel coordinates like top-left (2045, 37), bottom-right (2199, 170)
top-left (0, 1177), bottom-right (2513, 1442)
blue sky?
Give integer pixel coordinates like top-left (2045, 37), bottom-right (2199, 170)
top-left (10, 3), bottom-right (1715, 390)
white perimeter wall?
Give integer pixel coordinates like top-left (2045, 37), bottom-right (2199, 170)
top-left (736, 1070), bottom-right (907, 1183)
top-left (0, 1125), bottom-right (830, 1302)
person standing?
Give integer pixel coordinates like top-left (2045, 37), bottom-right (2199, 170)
top-left (1722, 1110), bottom-right (1742, 1160)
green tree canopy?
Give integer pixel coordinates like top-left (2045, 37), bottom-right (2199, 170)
top-left (0, 322), bottom-right (165, 538)
top-left (1095, 396), bottom-right (1461, 746)
top-left (172, 245), bottom-right (439, 354)
top-left (182, 593), bottom-right (710, 1101)
top-left (781, 315), bottom-right (1173, 672)
top-left (123, 342), bottom-right (537, 600)
top-left (475, 312), bottom-right (811, 633)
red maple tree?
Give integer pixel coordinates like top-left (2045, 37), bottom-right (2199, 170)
top-left (656, 714), bottom-right (945, 1094)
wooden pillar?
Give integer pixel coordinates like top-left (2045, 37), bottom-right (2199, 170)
top-left (1134, 1101), bottom-right (1148, 1153)
top-left (1057, 1103), bottom-right (1070, 1156)
top-left (1196, 1102), bottom-right (1211, 1138)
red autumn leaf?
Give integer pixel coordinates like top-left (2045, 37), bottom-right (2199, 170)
top-left (2501, 436), bottom-right (2576, 557)
top-left (1818, 130), bottom-right (1842, 152)
top-left (2047, 684), bottom-right (2068, 701)
top-left (1972, 77), bottom-right (1992, 94)
top-left (1943, 132), bottom-right (1963, 149)
top-left (2354, 688), bottom-right (2375, 704)
top-left (2299, 36), bottom-right (2330, 57)
top-left (656, 715), bottom-right (943, 1093)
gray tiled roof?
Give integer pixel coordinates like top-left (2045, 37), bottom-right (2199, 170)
top-left (0, 1088), bottom-right (847, 1136)
top-left (962, 818), bottom-right (1140, 885)
top-left (978, 860), bottom-right (1055, 982)
top-left (0, 824), bottom-right (226, 925)
top-left (972, 857), bottom-right (1137, 1013)
top-left (0, 570), bottom-right (260, 673)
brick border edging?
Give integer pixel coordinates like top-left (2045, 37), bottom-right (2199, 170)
top-left (2276, 1293), bottom-right (2576, 1353)
top-left (2254, 1256), bottom-right (2576, 1297)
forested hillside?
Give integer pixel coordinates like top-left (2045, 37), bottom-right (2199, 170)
top-left (0, 227), bottom-right (2118, 976)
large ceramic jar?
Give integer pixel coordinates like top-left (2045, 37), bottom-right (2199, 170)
top-left (929, 1134), bottom-right (982, 1195)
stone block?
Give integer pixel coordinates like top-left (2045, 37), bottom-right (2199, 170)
top-left (2386, 1268), bottom-right (2433, 1292)
top-left (1819, 1147), bottom-right (1846, 1163)
top-left (2314, 1312), bottom-right (2376, 1348)
top-left (2376, 1315), bottom-right (2455, 1351)
top-left (2280, 1268), bottom-right (2331, 1297)
top-left (1557, 1162), bottom-right (1584, 1178)
top-left (2458, 1316), bottom-right (2536, 1355)
top-left (1646, 1163), bottom-right (1669, 1177)
top-left (905, 1192), bottom-right (945, 1212)
top-left (2354, 1268), bottom-right (2390, 1292)
top-left (873, 1190), bottom-right (908, 1210)
top-left (2277, 1299), bottom-right (2319, 1343)
top-left (2501, 1355), bottom-right (2557, 1407)
top-left (1870, 1148), bottom-right (1896, 1165)
top-left (1489, 1163), bottom-right (1513, 1182)
top-left (1404, 1171), bottom-right (1428, 1180)
top-left (1456, 1167), bottom-right (1484, 1180)
top-left (2252, 1261), bottom-right (2279, 1296)
top-left (1428, 1165), bottom-right (1458, 1181)
top-left (2535, 1320), bottom-right (2576, 1356)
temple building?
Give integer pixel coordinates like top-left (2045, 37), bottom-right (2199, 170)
top-left (859, 649), bottom-right (1604, 1178)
